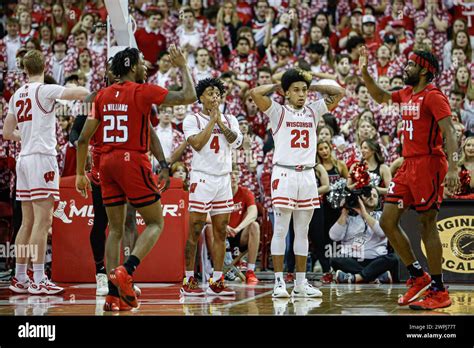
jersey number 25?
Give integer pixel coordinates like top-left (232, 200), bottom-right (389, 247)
top-left (103, 115), bottom-right (128, 143)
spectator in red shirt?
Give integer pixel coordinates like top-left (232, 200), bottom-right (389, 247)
top-left (346, 36), bottom-right (365, 73)
top-left (135, 9), bottom-right (167, 77)
top-left (18, 11), bottom-right (38, 45)
top-left (339, 7), bottom-right (363, 51)
top-left (362, 15), bottom-right (382, 56)
top-left (205, 164), bottom-right (260, 284)
top-left (378, 0), bottom-right (415, 33)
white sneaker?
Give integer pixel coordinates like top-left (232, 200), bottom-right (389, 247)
top-left (28, 277), bottom-right (64, 295)
top-left (291, 279), bottom-right (322, 298)
top-left (272, 280), bottom-right (290, 298)
top-left (95, 273), bottom-right (108, 296)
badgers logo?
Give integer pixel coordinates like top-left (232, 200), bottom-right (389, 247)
top-left (44, 171), bottom-right (55, 183)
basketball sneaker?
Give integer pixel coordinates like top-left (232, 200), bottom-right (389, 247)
top-left (109, 266), bottom-right (138, 308)
top-left (291, 279), bottom-right (323, 298)
top-left (9, 277), bottom-right (30, 294)
top-left (133, 284), bottom-right (141, 297)
top-left (320, 272), bottom-right (334, 284)
top-left (409, 287), bottom-right (452, 310)
top-left (398, 272), bottom-right (431, 305)
top-left (206, 276), bottom-right (236, 296)
top-left (180, 276), bottom-right (205, 296)
top-left (245, 270), bottom-right (259, 284)
top-left (95, 273), bottom-right (108, 296)
top-left (103, 295), bottom-right (131, 312)
top-left (28, 277), bottom-right (64, 295)
top-left (272, 279), bottom-right (290, 298)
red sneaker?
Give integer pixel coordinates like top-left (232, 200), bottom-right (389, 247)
top-left (320, 272), bottom-right (333, 284)
top-left (180, 276), bottom-right (205, 296)
top-left (409, 287), bottom-right (452, 310)
top-left (285, 273), bottom-right (295, 283)
top-left (398, 272), bottom-right (431, 306)
top-left (245, 270), bottom-right (259, 284)
top-left (206, 276), bottom-right (236, 296)
top-left (109, 266), bottom-right (138, 308)
top-left (103, 295), bottom-right (131, 311)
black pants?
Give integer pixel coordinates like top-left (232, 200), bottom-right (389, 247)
top-left (330, 253), bottom-right (399, 282)
top-left (90, 182), bottom-right (108, 265)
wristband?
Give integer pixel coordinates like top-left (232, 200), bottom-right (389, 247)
top-left (159, 160), bottom-right (169, 170)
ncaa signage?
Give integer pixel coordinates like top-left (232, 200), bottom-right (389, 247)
top-left (421, 216), bottom-right (474, 274)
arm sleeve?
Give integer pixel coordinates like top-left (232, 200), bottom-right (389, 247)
top-left (229, 115), bottom-right (243, 149)
top-left (307, 99), bottom-right (328, 125)
top-left (69, 115), bottom-right (87, 146)
top-left (139, 83), bottom-right (169, 108)
top-left (182, 115), bottom-right (200, 141)
top-left (426, 90), bottom-right (452, 122)
top-left (329, 221), bottom-right (347, 241)
top-left (263, 99), bottom-right (283, 131)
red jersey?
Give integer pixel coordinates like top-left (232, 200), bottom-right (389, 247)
top-left (229, 186), bottom-right (256, 229)
top-left (93, 81), bottom-right (168, 153)
top-left (391, 84), bottom-right (451, 158)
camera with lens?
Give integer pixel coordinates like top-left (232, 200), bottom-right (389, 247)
top-left (343, 185), bottom-right (373, 210)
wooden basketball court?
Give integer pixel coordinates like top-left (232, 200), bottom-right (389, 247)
top-left (1, 281), bottom-right (472, 316)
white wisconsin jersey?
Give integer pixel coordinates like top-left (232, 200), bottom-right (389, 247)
top-left (183, 112), bottom-right (243, 175)
top-left (265, 99), bottom-right (328, 167)
top-left (8, 82), bottom-right (65, 157)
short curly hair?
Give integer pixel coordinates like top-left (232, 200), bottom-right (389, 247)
top-left (195, 78), bottom-right (226, 103)
top-left (111, 47), bottom-right (140, 78)
top-left (281, 68), bottom-right (312, 92)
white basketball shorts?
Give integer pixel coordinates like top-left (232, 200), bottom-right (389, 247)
top-left (16, 154), bottom-right (60, 201)
top-left (271, 165), bottom-right (320, 210)
top-left (188, 170), bottom-right (233, 216)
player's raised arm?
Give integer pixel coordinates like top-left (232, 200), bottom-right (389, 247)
top-left (310, 79), bottom-right (346, 111)
top-left (249, 83), bottom-right (280, 112)
top-left (359, 46), bottom-right (392, 104)
top-left (162, 45), bottom-right (197, 106)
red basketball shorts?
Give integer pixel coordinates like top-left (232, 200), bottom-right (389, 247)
top-left (99, 150), bottom-right (161, 208)
top-left (385, 155), bottom-right (448, 212)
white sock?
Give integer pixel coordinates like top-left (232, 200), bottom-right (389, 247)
top-left (296, 272), bottom-right (306, 286)
top-left (15, 263), bottom-right (28, 282)
top-left (247, 263), bottom-right (255, 271)
top-left (185, 271), bottom-right (194, 280)
top-left (33, 264), bottom-right (45, 284)
top-left (275, 272), bottom-right (284, 283)
top-left (212, 271), bottom-right (222, 281)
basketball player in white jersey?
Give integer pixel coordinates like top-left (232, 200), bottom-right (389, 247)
top-left (250, 69), bottom-right (345, 297)
top-left (180, 78), bottom-right (243, 296)
top-left (3, 50), bottom-right (89, 295)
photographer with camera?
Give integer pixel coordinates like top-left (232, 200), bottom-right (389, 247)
top-left (329, 186), bottom-right (398, 284)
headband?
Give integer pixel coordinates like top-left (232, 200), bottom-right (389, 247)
top-left (408, 52), bottom-right (437, 74)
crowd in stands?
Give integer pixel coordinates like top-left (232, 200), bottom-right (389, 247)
top-left (1, 0), bottom-right (474, 277)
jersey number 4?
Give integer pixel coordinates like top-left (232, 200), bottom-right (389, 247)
top-left (290, 129), bottom-right (309, 148)
top-left (210, 136), bottom-right (220, 153)
top-left (16, 99), bottom-right (33, 123)
top-left (103, 115), bottom-right (128, 143)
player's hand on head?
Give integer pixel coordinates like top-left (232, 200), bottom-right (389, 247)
top-left (75, 174), bottom-right (91, 199)
top-left (358, 46), bottom-right (368, 71)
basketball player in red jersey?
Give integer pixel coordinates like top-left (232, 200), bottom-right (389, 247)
top-left (76, 45), bottom-right (196, 311)
top-left (360, 47), bottom-right (460, 310)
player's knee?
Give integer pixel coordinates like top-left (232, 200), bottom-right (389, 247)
top-left (20, 218), bottom-right (34, 231)
top-left (249, 222), bottom-right (260, 238)
top-left (191, 220), bottom-right (206, 238)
